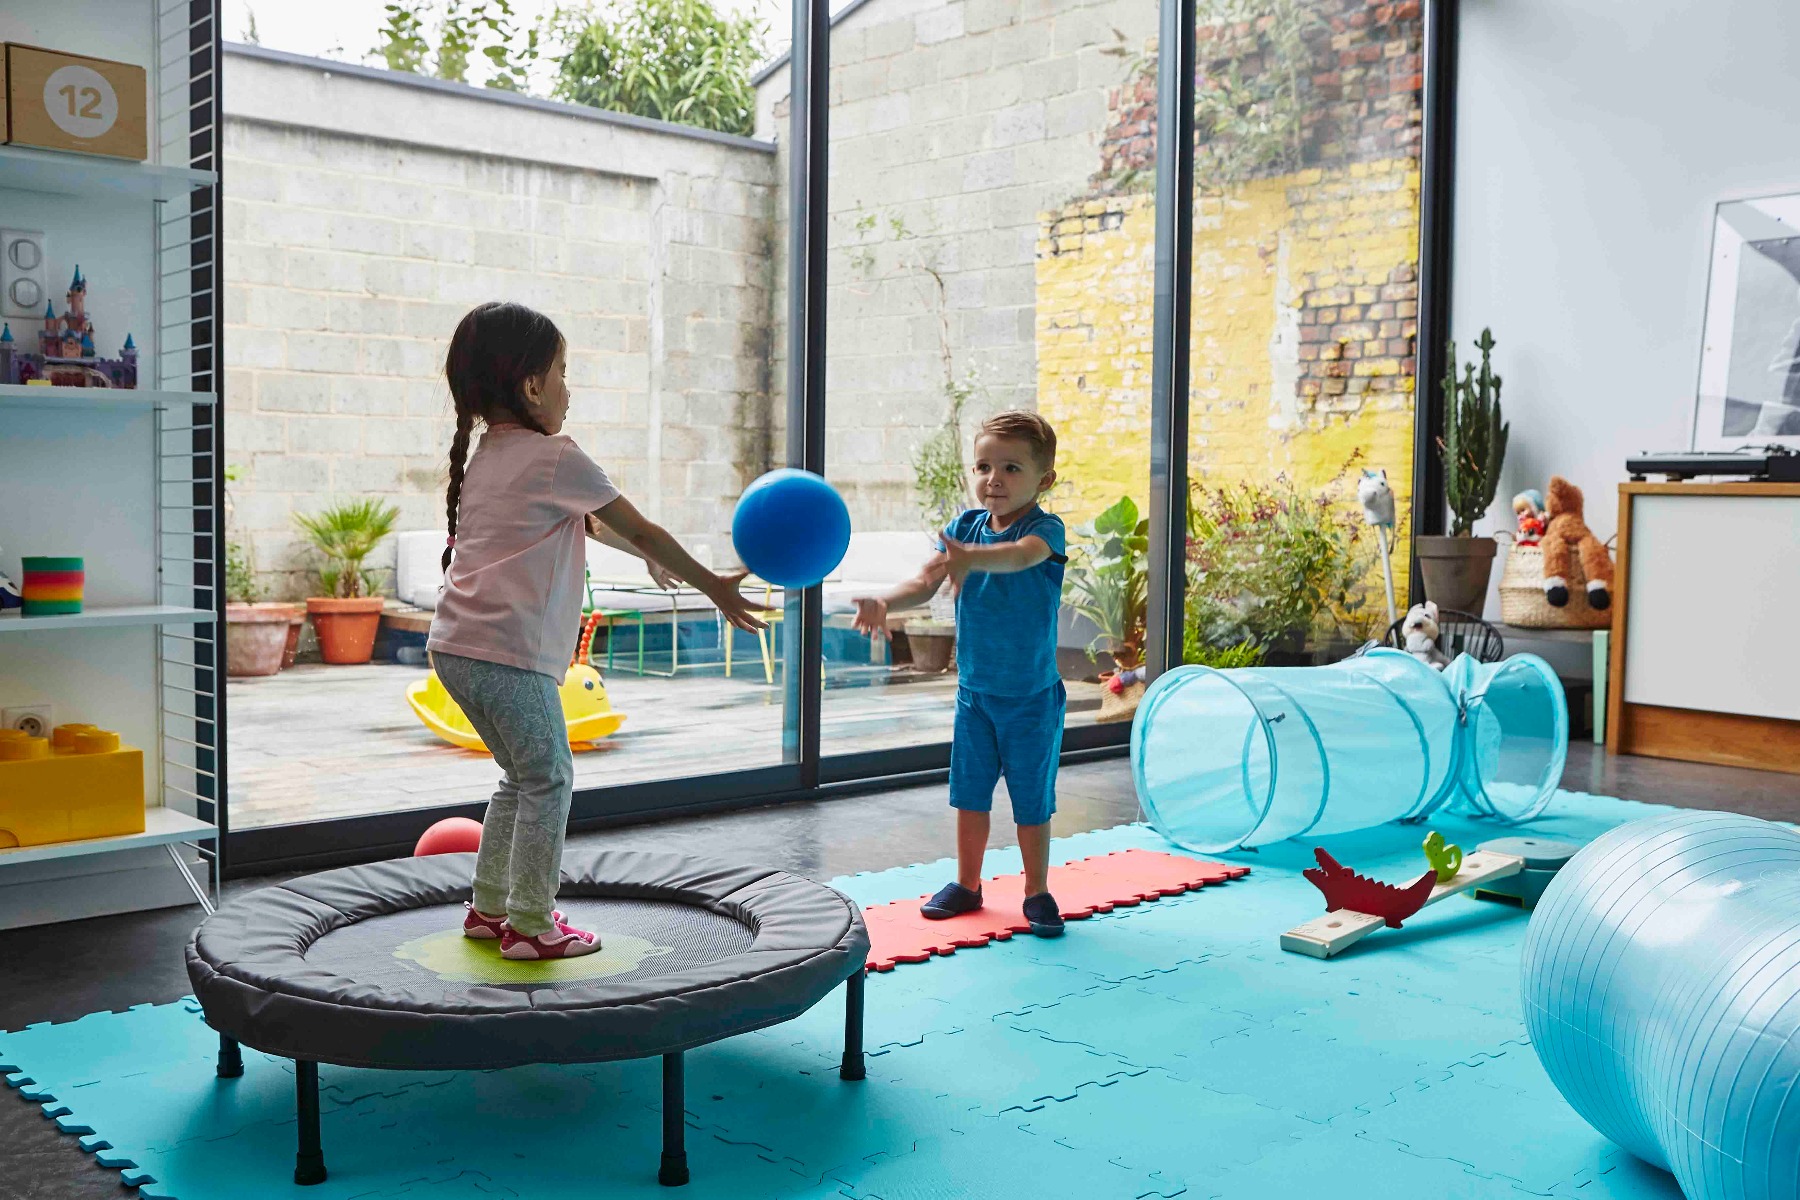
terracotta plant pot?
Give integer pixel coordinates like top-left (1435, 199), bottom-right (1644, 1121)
top-left (307, 596), bottom-right (386, 665)
top-left (904, 621), bottom-right (956, 674)
top-left (282, 610), bottom-right (305, 668)
top-left (226, 603), bottom-right (293, 677)
top-left (1415, 534), bottom-right (1498, 616)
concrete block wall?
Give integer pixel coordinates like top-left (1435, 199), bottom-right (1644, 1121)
top-left (223, 47), bottom-right (778, 600)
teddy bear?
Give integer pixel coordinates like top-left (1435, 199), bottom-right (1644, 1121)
top-left (1541, 475), bottom-right (1614, 609)
top-left (1401, 601), bottom-right (1450, 669)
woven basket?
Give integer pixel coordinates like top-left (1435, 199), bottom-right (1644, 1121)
top-left (1497, 538), bottom-right (1612, 630)
top-left (1096, 677), bottom-right (1146, 724)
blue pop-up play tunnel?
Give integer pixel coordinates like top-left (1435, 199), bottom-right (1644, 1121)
top-left (1131, 648), bottom-right (1567, 853)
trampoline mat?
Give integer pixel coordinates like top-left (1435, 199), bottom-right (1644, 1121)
top-left (307, 897), bottom-right (758, 995)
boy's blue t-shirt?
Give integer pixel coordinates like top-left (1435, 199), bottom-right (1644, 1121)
top-left (939, 506), bottom-right (1067, 696)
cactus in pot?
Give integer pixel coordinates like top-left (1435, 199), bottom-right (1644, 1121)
top-left (1416, 328), bottom-right (1510, 614)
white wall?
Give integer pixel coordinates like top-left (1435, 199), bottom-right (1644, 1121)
top-left (1453, 0), bottom-right (1800, 572)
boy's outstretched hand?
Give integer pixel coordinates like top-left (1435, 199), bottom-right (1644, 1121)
top-left (942, 536), bottom-right (973, 594)
top-left (852, 596), bottom-right (889, 640)
top-left (706, 570), bottom-right (767, 634)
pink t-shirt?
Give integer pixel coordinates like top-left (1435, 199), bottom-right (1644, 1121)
top-left (428, 426), bottom-right (621, 679)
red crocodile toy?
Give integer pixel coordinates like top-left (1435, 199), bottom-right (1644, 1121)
top-left (1302, 848), bottom-right (1436, 928)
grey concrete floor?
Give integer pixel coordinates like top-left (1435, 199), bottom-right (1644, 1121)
top-left (2, 745), bottom-right (1795, 1199)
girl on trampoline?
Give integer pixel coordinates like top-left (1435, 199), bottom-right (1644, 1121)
top-left (426, 301), bottom-right (767, 960)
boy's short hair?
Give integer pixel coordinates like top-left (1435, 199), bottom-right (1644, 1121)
top-left (976, 410), bottom-right (1057, 470)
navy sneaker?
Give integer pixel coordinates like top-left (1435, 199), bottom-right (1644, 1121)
top-left (920, 882), bottom-right (983, 920)
top-left (1022, 892), bottom-right (1065, 938)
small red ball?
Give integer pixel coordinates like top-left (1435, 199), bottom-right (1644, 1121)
top-left (414, 817), bottom-right (483, 857)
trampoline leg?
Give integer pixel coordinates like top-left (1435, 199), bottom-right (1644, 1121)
top-left (658, 1052), bottom-right (689, 1186)
top-left (216, 1034), bottom-right (243, 1078)
top-left (294, 1060), bottom-right (327, 1186)
top-left (839, 969), bottom-right (866, 1082)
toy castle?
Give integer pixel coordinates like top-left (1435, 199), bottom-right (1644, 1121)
top-left (0, 266), bottom-right (138, 389)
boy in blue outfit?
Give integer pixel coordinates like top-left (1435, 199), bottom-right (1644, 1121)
top-left (853, 411), bottom-right (1069, 936)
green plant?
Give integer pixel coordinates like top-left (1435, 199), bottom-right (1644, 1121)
top-left (222, 465), bottom-right (261, 604)
top-left (376, 3), bottom-right (430, 73)
top-left (293, 498), bottom-right (400, 599)
top-left (1184, 466), bottom-right (1376, 657)
top-left (1194, 0), bottom-right (1322, 186)
top-left (552, 0), bottom-right (764, 136)
top-left (912, 370), bottom-right (978, 532)
top-left (1182, 635), bottom-right (1264, 669)
top-left (1439, 328), bottom-right (1509, 537)
top-left (374, 1), bottom-right (538, 90)
top-left (1063, 496), bottom-right (1150, 670)
top-left (226, 539), bottom-right (261, 605)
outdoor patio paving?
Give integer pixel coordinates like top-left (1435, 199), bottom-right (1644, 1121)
top-left (228, 662), bottom-right (1107, 829)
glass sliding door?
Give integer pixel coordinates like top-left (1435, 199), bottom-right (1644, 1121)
top-left (220, 40), bottom-right (794, 846)
top-left (812, 0), bottom-right (1157, 768)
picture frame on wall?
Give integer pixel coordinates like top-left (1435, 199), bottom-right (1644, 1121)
top-left (1694, 190), bottom-right (1800, 451)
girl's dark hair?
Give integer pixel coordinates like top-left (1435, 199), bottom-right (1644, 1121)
top-left (442, 302), bottom-right (564, 570)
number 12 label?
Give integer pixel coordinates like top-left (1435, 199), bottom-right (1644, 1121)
top-left (43, 65), bottom-right (120, 140)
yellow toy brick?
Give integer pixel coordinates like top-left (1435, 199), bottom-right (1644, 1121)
top-left (0, 724), bottom-right (145, 849)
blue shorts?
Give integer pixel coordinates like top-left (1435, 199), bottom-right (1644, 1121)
top-left (949, 682), bottom-right (1066, 827)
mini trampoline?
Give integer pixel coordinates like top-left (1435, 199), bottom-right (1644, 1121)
top-left (185, 850), bottom-right (870, 1188)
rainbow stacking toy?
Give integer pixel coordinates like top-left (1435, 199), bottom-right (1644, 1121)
top-left (0, 724), bottom-right (145, 848)
top-left (20, 556), bottom-right (84, 616)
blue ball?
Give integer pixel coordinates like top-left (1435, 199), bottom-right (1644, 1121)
top-left (731, 469), bottom-right (851, 588)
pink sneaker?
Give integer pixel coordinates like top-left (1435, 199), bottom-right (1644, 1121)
top-left (500, 916), bottom-right (601, 960)
top-left (464, 903), bottom-right (562, 940)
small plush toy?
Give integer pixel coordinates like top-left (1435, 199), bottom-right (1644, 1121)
top-left (1358, 469), bottom-right (1399, 627)
top-left (1357, 469), bottom-right (1397, 529)
top-left (1401, 601), bottom-right (1450, 669)
top-left (1512, 489), bottom-right (1546, 546)
top-left (1541, 475), bottom-right (1613, 609)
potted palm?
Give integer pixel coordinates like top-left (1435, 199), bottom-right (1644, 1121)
top-left (294, 498), bottom-right (400, 665)
top-left (1417, 329), bottom-right (1509, 614)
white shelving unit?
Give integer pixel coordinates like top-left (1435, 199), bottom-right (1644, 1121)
top-left (0, 144), bottom-right (214, 201)
top-left (0, 606), bottom-right (215, 634)
top-left (0, 3), bottom-right (224, 929)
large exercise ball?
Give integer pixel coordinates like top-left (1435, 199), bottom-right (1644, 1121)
top-left (731, 469), bottom-right (851, 588)
top-left (414, 817), bottom-right (483, 856)
top-left (1523, 810), bottom-right (1800, 1200)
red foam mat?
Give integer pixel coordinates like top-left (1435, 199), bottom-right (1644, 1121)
top-left (862, 848), bottom-right (1249, 971)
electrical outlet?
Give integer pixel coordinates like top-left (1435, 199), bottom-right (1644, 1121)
top-left (1, 229), bottom-right (50, 322)
top-left (3, 704), bottom-right (56, 738)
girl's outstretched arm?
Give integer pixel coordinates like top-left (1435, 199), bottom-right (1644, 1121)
top-left (591, 496), bottom-right (766, 633)
top-left (584, 513), bottom-right (680, 589)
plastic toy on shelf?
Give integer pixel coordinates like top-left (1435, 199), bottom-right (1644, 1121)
top-left (0, 723), bottom-right (145, 848)
top-left (19, 556), bottom-right (84, 615)
top-left (0, 267), bottom-right (138, 389)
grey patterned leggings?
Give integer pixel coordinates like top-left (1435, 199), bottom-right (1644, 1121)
top-left (431, 651), bottom-right (573, 937)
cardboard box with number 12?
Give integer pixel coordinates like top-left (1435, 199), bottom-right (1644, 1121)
top-left (2, 43), bottom-right (147, 161)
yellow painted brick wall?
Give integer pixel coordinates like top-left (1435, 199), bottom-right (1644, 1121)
top-left (1037, 159), bottom-right (1418, 596)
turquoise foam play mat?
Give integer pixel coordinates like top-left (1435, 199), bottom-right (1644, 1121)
top-left (2, 790), bottom-right (1691, 1199)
